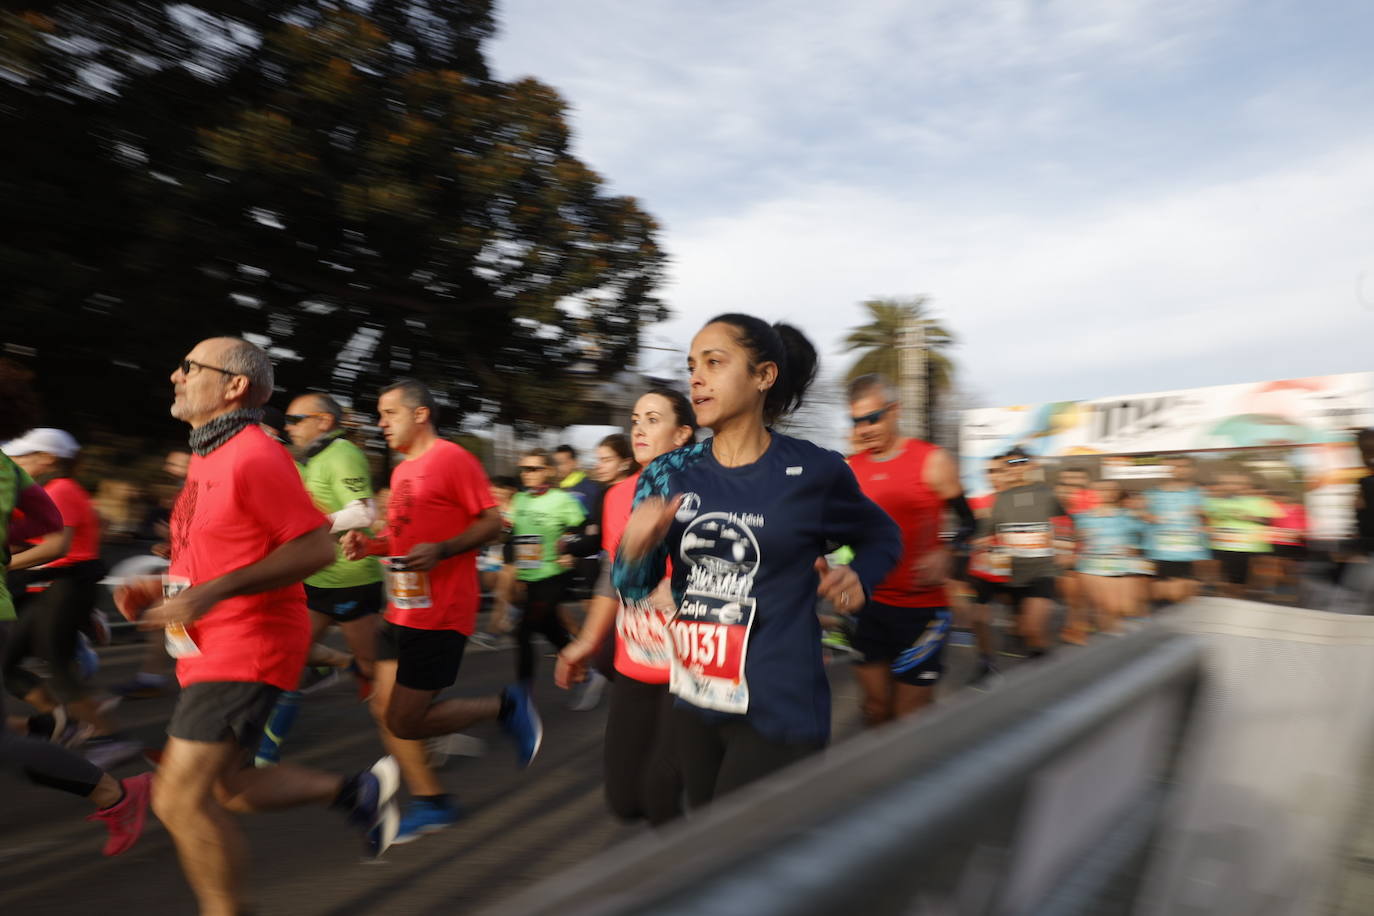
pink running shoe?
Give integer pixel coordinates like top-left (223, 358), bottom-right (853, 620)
top-left (87, 771), bottom-right (154, 856)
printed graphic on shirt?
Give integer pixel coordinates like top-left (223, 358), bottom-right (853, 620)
top-left (669, 511), bottom-right (762, 714)
top-left (618, 600), bottom-right (673, 670)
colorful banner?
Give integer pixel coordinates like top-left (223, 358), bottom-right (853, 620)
top-left (960, 374), bottom-right (1374, 540)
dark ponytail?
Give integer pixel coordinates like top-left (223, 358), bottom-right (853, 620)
top-left (707, 313), bottom-right (818, 425)
top-left (643, 386), bottom-right (699, 443)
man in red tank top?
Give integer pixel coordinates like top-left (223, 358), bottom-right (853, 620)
top-left (846, 376), bottom-right (969, 724)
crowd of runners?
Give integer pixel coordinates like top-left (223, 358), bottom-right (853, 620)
top-left (1, 314), bottom-right (1367, 914)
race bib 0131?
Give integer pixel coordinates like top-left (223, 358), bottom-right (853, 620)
top-left (668, 592), bottom-right (755, 714)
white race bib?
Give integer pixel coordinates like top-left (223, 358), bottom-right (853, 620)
top-left (998, 523), bottom-right (1055, 558)
top-left (668, 592), bottom-right (755, 714)
top-left (512, 535), bottom-right (543, 571)
top-left (384, 557), bottom-right (432, 610)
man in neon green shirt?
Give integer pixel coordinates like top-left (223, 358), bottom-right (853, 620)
top-left (256, 392), bottom-right (382, 765)
top-left (1206, 472), bottom-right (1279, 599)
top-left (511, 448), bottom-right (586, 684)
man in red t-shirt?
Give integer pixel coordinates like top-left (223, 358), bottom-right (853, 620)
top-left (341, 378), bottom-right (543, 843)
top-left (119, 338), bottom-right (401, 914)
top-left (846, 376), bottom-right (968, 724)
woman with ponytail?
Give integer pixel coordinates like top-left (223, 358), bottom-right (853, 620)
top-left (613, 314), bottom-right (901, 808)
top-left (557, 388), bottom-right (697, 825)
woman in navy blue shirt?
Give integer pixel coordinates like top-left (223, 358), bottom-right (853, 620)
top-left (614, 313), bottom-right (901, 808)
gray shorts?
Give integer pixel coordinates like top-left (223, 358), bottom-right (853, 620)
top-left (167, 681), bottom-right (282, 749)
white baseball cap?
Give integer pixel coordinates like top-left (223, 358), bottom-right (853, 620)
top-left (2, 428), bottom-right (81, 459)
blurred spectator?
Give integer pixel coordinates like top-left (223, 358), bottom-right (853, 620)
top-left (91, 479), bottom-right (145, 541)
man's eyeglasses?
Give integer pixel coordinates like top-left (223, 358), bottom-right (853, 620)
top-left (1004, 457), bottom-right (1030, 466)
top-left (850, 405), bottom-right (893, 427)
top-left (519, 465), bottom-right (546, 473)
top-left (179, 359), bottom-right (238, 378)
top-left (285, 414), bottom-right (323, 425)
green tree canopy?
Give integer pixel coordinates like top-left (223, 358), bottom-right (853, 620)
top-left (842, 296), bottom-right (955, 393)
top-left (1, 1), bottom-right (667, 447)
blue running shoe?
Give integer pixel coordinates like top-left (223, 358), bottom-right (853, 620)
top-left (349, 756), bottom-right (400, 858)
top-left (393, 797), bottom-right (463, 845)
top-left (500, 683), bottom-right (542, 768)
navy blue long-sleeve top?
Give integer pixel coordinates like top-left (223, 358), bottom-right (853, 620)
top-left (612, 433), bottom-right (901, 743)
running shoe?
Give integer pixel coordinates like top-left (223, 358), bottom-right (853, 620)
top-left (109, 675), bottom-right (174, 700)
top-left (820, 628), bottom-right (853, 652)
top-left (570, 670), bottom-right (607, 711)
top-left (83, 737), bottom-right (143, 770)
top-left (468, 631), bottom-right (502, 650)
top-left (393, 797), bottom-right (463, 845)
top-left (998, 634), bottom-right (1029, 659)
top-left (426, 733), bottom-right (488, 768)
top-left (968, 658), bottom-right (1004, 692)
top-left (76, 633), bottom-right (100, 681)
top-left (298, 665), bottom-right (342, 695)
top-left (348, 756), bottom-right (400, 858)
top-left (1059, 626), bottom-right (1088, 647)
top-left (87, 771), bottom-right (154, 856)
top-left (499, 683), bottom-right (543, 768)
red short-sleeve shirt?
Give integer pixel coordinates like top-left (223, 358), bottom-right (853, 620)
top-left (382, 439), bottom-right (495, 633)
top-left (169, 426), bottom-right (326, 690)
top-left (41, 477), bottom-right (101, 567)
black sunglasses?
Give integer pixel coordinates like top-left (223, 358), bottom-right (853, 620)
top-left (519, 465), bottom-right (546, 473)
top-left (284, 413), bottom-right (323, 425)
top-left (179, 358), bottom-right (238, 377)
top-left (850, 405), bottom-right (893, 427)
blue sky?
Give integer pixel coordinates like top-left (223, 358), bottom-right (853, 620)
top-left (487, 0), bottom-right (1374, 410)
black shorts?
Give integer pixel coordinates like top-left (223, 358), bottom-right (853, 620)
top-left (851, 601), bottom-right (950, 686)
top-left (376, 621), bottom-right (467, 691)
top-left (1214, 550), bottom-right (1252, 585)
top-left (1274, 544), bottom-right (1307, 562)
top-left (167, 681), bottom-right (281, 750)
top-left (568, 556), bottom-right (601, 600)
top-left (974, 576), bottom-right (1056, 606)
top-left (305, 581), bottom-right (383, 623)
top-left (1152, 560), bottom-right (1197, 580)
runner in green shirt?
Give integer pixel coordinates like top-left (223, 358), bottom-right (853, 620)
top-left (256, 392), bottom-right (381, 766)
top-left (1206, 471), bottom-right (1279, 599)
top-left (510, 448), bottom-right (586, 683)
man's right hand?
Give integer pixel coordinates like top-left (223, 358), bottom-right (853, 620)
top-left (114, 575), bottom-right (163, 622)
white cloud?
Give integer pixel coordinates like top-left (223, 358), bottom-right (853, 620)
top-left (488, 0), bottom-right (1374, 408)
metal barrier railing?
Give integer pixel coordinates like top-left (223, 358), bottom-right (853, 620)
top-left (485, 625), bottom-right (1204, 916)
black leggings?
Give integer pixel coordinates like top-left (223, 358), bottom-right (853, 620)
top-left (3, 566), bottom-right (101, 703)
top-left (0, 623), bottom-right (103, 796)
top-left (672, 707), bottom-right (825, 809)
top-left (603, 676), bottom-right (681, 825)
top-left (516, 573), bottom-right (573, 682)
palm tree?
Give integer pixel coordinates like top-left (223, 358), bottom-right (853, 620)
top-left (842, 297), bottom-right (955, 391)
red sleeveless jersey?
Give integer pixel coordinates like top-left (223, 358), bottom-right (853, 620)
top-left (849, 439), bottom-right (948, 608)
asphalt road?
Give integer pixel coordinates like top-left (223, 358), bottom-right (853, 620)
top-left (1, 626), bottom-right (925, 916)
